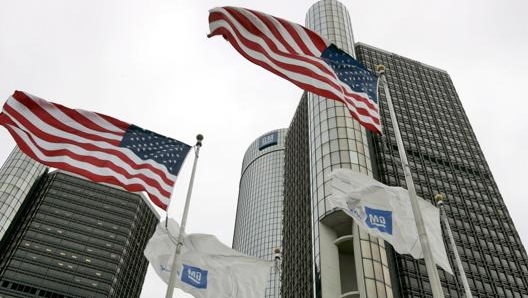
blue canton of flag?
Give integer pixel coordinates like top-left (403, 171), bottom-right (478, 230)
top-left (120, 125), bottom-right (191, 176)
top-left (321, 44), bottom-right (378, 104)
top-left (365, 206), bottom-right (393, 235)
top-left (181, 264), bottom-right (208, 289)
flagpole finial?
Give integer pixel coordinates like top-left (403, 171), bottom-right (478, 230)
top-left (376, 64), bottom-right (386, 75)
top-left (196, 134), bottom-right (204, 147)
top-left (434, 193), bottom-right (446, 206)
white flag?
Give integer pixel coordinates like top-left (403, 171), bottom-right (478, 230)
top-left (329, 169), bottom-right (453, 274)
top-left (144, 219), bottom-right (273, 298)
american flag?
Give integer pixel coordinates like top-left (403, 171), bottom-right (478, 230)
top-left (208, 6), bottom-right (381, 134)
top-left (0, 91), bottom-right (191, 210)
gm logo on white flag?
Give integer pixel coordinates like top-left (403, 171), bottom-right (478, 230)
top-left (160, 263), bottom-right (171, 273)
top-left (364, 206), bottom-right (393, 235)
top-left (181, 264), bottom-right (208, 289)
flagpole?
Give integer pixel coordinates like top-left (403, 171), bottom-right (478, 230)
top-left (435, 193), bottom-right (473, 298)
top-left (164, 134), bottom-right (203, 298)
top-left (376, 65), bottom-right (445, 298)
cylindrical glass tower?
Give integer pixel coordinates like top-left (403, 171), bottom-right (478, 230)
top-left (305, 1), bottom-right (392, 297)
top-left (233, 129), bottom-right (287, 298)
top-left (0, 146), bottom-right (47, 241)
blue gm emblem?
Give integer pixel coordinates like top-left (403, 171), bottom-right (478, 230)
top-left (364, 206), bottom-right (393, 235)
top-left (181, 264), bottom-right (208, 289)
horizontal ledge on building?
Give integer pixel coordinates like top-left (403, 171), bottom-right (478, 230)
top-left (334, 234), bottom-right (354, 254)
top-left (320, 208), bottom-right (353, 229)
top-left (340, 290), bottom-right (360, 298)
top-left (334, 235), bottom-right (354, 246)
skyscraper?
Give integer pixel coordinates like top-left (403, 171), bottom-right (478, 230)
top-left (283, 1), bottom-right (393, 298)
top-left (279, 1), bottom-right (528, 298)
top-left (0, 170), bottom-right (158, 298)
top-left (356, 42), bottom-right (528, 297)
top-left (233, 129), bottom-right (287, 298)
top-left (0, 146), bottom-right (47, 241)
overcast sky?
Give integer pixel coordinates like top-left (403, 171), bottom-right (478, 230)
top-left (1, 0), bottom-right (527, 297)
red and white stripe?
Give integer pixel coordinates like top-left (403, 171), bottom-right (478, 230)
top-left (208, 6), bottom-right (381, 134)
top-left (0, 91), bottom-right (176, 210)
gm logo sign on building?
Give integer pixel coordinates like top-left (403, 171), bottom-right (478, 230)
top-left (258, 131), bottom-right (278, 150)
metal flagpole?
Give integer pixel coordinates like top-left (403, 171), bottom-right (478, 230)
top-left (376, 65), bottom-right (445, 298)
top-left (435, 193), bottom-right (473, 298)
top-left (164, 134), bottom-right (203, 298)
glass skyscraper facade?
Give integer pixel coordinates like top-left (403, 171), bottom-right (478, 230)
top-left (304, 1), bottom-right (391, 297)
top-left (356, 42), bottom-right (528, 297)
top-left (0, 147), bottom-right (47, 241)
top-left (0, 171), bottom-right (158, 298)
top-left (233, 129), bottom-right (287, 298)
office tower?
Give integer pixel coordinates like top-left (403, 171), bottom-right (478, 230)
top-left (233, 129), bottom-right (287, 298)
top-left (355, 42), bottom-right (528, 297)
top-left (0, 171), bottom-right (159, 298)
top-left (282, 93), bottom-right (314, 298)
top-left (0, 146), bottom-right (47, 241)
top-left (280, 1), bottom-right (528, 298)
top-left (283, 1), bottom-right (393, 298)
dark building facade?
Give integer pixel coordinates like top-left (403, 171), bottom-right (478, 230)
top-left (282, 93), bottom-right (314, 298)
top-left (356, 42), bottom-right (528, 298)
top-left (0, 171), bottom-right (158, 298)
